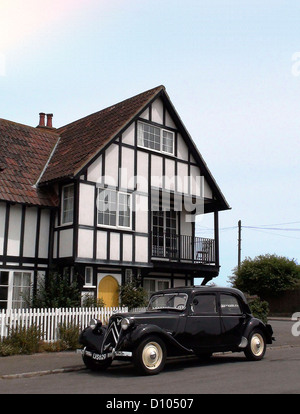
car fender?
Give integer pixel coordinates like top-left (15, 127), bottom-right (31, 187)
top-left (79, 326), bottom-right (107, 353)
top-left (243, 318), bottom-right (273, 344)
top-left (128, 324), bottom-right (193, 355)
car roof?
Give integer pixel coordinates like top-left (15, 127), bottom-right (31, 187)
top-left (153, 286), bottom-right (246, 299)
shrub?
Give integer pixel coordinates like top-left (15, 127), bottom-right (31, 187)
top-left (0, 325), bottom-right (42, 356)
top-left (57, 323), bottom-right (81, 350)
top-left (119, 282), bottom-right (148, 310)
top-left (248, 297), bottom-right (270, 324)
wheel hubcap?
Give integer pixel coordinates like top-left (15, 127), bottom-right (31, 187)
top-left (251, 334), bottom-right (264, 357)
top-left (142, 342), bottom-right (163, 370)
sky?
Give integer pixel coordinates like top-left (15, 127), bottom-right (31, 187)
top-left (0, 0), bottom-right (299, 286)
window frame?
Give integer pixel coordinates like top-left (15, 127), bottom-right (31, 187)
top-left (137, 121), bottom-right (175, 156)
top-left (220, 293), bottom-right (243, 316)
top-left (97, 188), bottom-right (132, 230)
top-left (61, 184), bottom-right (74, 225)
top-left (84, 267), bottom-right (95, 288)
top-left (190, 293), bottom-right (219, 316)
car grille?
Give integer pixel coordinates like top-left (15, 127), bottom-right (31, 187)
top-left (101, 315), bottom-right (123, 353)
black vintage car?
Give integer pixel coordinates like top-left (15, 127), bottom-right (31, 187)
top-left (78, 286), bottom-right (274, 375)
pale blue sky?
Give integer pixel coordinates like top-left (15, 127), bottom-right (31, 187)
top-left (1, 0), bottom-right (299, 286)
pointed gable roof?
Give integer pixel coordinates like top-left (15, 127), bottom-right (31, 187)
top-left (40, 85), bottom-right (165, 184)
top-left (0, 118), bottom-right (59, 206)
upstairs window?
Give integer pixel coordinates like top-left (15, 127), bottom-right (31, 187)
top-left (97, 188), bottom-right (131, 229)
top-left (61, 184), bottom-right (74, 225)
top-left (138, 122), bottom-right (174, 155)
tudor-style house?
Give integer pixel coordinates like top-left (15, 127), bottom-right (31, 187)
top-left (0, 86), bottom-right (230, 309)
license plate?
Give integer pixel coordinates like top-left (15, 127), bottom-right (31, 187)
top-left (77, 349), bottom-right (110, 360)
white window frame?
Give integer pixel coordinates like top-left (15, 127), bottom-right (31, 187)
top-left (61, 184), bottom-right (74, 225)
top-left (0, 270), bottom-right (34, 310)
top-left (143, 278), bottom-right (171, 300)
top-left (97, 188), bottom-right (132, 230)
top-left (84, 267), bottom-right (95, 288)
top-left (137, 121), bottom-right (175, 155)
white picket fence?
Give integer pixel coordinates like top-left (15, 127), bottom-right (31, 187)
top-left (0, 307), bottom-right (131, 343)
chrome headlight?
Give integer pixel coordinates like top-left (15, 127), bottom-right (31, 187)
top-left (121, 317), bottom-right (134, 331)
top-left (89, 318), bottom-right (101, 329)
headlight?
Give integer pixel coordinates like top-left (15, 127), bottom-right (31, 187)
top-left (89, 318), bottom-right (101, 329)
top-left (121, 318), bottom-right (134, 331)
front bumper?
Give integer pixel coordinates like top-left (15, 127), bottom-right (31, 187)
top-left (77, 347), bottom-right (132, 361)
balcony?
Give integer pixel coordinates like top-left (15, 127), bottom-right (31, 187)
top-left (151, 233), bottom-right (216, 265)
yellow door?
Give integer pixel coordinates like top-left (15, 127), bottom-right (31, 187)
top-left (98, 276), bottom-right (119, 307)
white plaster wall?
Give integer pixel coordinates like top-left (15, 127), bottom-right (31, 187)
top-left (87, 155), bottom-right (102, 183)
top-left (77, 228), bottom-right (93, 258)
top-left (79, 183), bottom-right (95, 226)
top-left (177, 133), bottom-right (189, 161)
top-left (97, 231), bottom-right (107, 260)
top-left (7, 205), bottom-right (22, 256)
top-left (151, 98), bottom-right (164, 124)
top-left (136, 151), bottom-right (149, 193)
top-left (122, 122), bottom-right (135, 146)
top-left (104, 144), bottom-right (119, 187)
top-left (0, 203), bottom-right (6, 255)
top-left (151, 154), bottom-right (163, 188)
top-left (135, 235), bottom-right (148, 263)
top-left (23, 207), bottom-right (37, 257)
top-left (38, 210), bottom-right (50, 259)
top-left (122, 234), bottom-right (132, 262)
top-left (59, 228), bottom-right (74, 258)
top-left (121, 146), bottom-right (135, 190)
top-left (135, 195), bottom-right (148, 233)
top-left (110, 232), bottom-right (120, 261)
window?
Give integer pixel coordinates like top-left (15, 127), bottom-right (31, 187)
top-left (0, 271), bottom-right (9, 310)
top-left (220, 294), bottom-right (242, 315)
top-left (61, 184), bottom-right (74, 224)
top-left (84, 267), bottom-right (93, 287)
top-left (12, 272), bottom-right (32, 309)
top-left (97, 188), bottom-right (131, 228)
top-left (138, 122), bottom-right (174, 155)
top-left (192, 294), bottom-right (217, 315)
top-left (143, 279), bottom-right (170, 300)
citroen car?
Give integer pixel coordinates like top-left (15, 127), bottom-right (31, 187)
top-left (78, 286), bottom-right (274, 375)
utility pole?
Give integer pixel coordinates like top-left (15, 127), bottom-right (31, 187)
top-left (238, 220), bottom-right (242, 270)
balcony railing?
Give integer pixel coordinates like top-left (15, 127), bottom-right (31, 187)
top-left (151, 233), bottom-right (216, 264)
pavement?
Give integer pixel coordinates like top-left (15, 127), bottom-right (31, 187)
top-left (0, 318), bottom-right (299, 380)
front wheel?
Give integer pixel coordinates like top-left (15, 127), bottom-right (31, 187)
top-left (133, 336), bottom-right (167, 375)
top-left (82, 355), bottom-right (112, 371)
top-left (244, 330), bottom-right (266, 361)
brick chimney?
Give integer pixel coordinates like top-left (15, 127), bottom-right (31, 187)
top-left (37, 112), bottom-right (55, 129)
top-left (38, 112), bottom-right (46, 127)
top-left (46, 113), bottom-right (53, 128)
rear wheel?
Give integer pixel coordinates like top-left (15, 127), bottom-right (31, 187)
top-left (82, 355), bottom-right (112, 371)
top-left (133, 336), bottom-right (167, 375)
top-left (244, 330), bottom-right (266, 361)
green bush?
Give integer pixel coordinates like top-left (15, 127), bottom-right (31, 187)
top-left (119, 282), bottom-right (148, 310)
top-left (248, 297), bottom-right (270, 324)
top-left (0, 325), bottom-right (42, 356)
top-left (57, 323), bottom-right (81, 350)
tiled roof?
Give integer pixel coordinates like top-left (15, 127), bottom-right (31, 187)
top-left (0, 119), bottom-right (59, 206)
top-left (40, 85), bottom-right (165, 183)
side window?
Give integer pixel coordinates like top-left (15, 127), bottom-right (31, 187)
top-left (220, 294), bottom-right (242, 315)
top-left (192, 294), bottom-right (217, 315)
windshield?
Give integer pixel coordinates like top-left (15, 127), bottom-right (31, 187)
top-left (147, 293), bottom-right (188, 311)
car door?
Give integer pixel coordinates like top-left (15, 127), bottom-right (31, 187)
top-left (184, 293), bottom-right (222, 351)
top-left (219, 293), bottom-right (246, 348)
